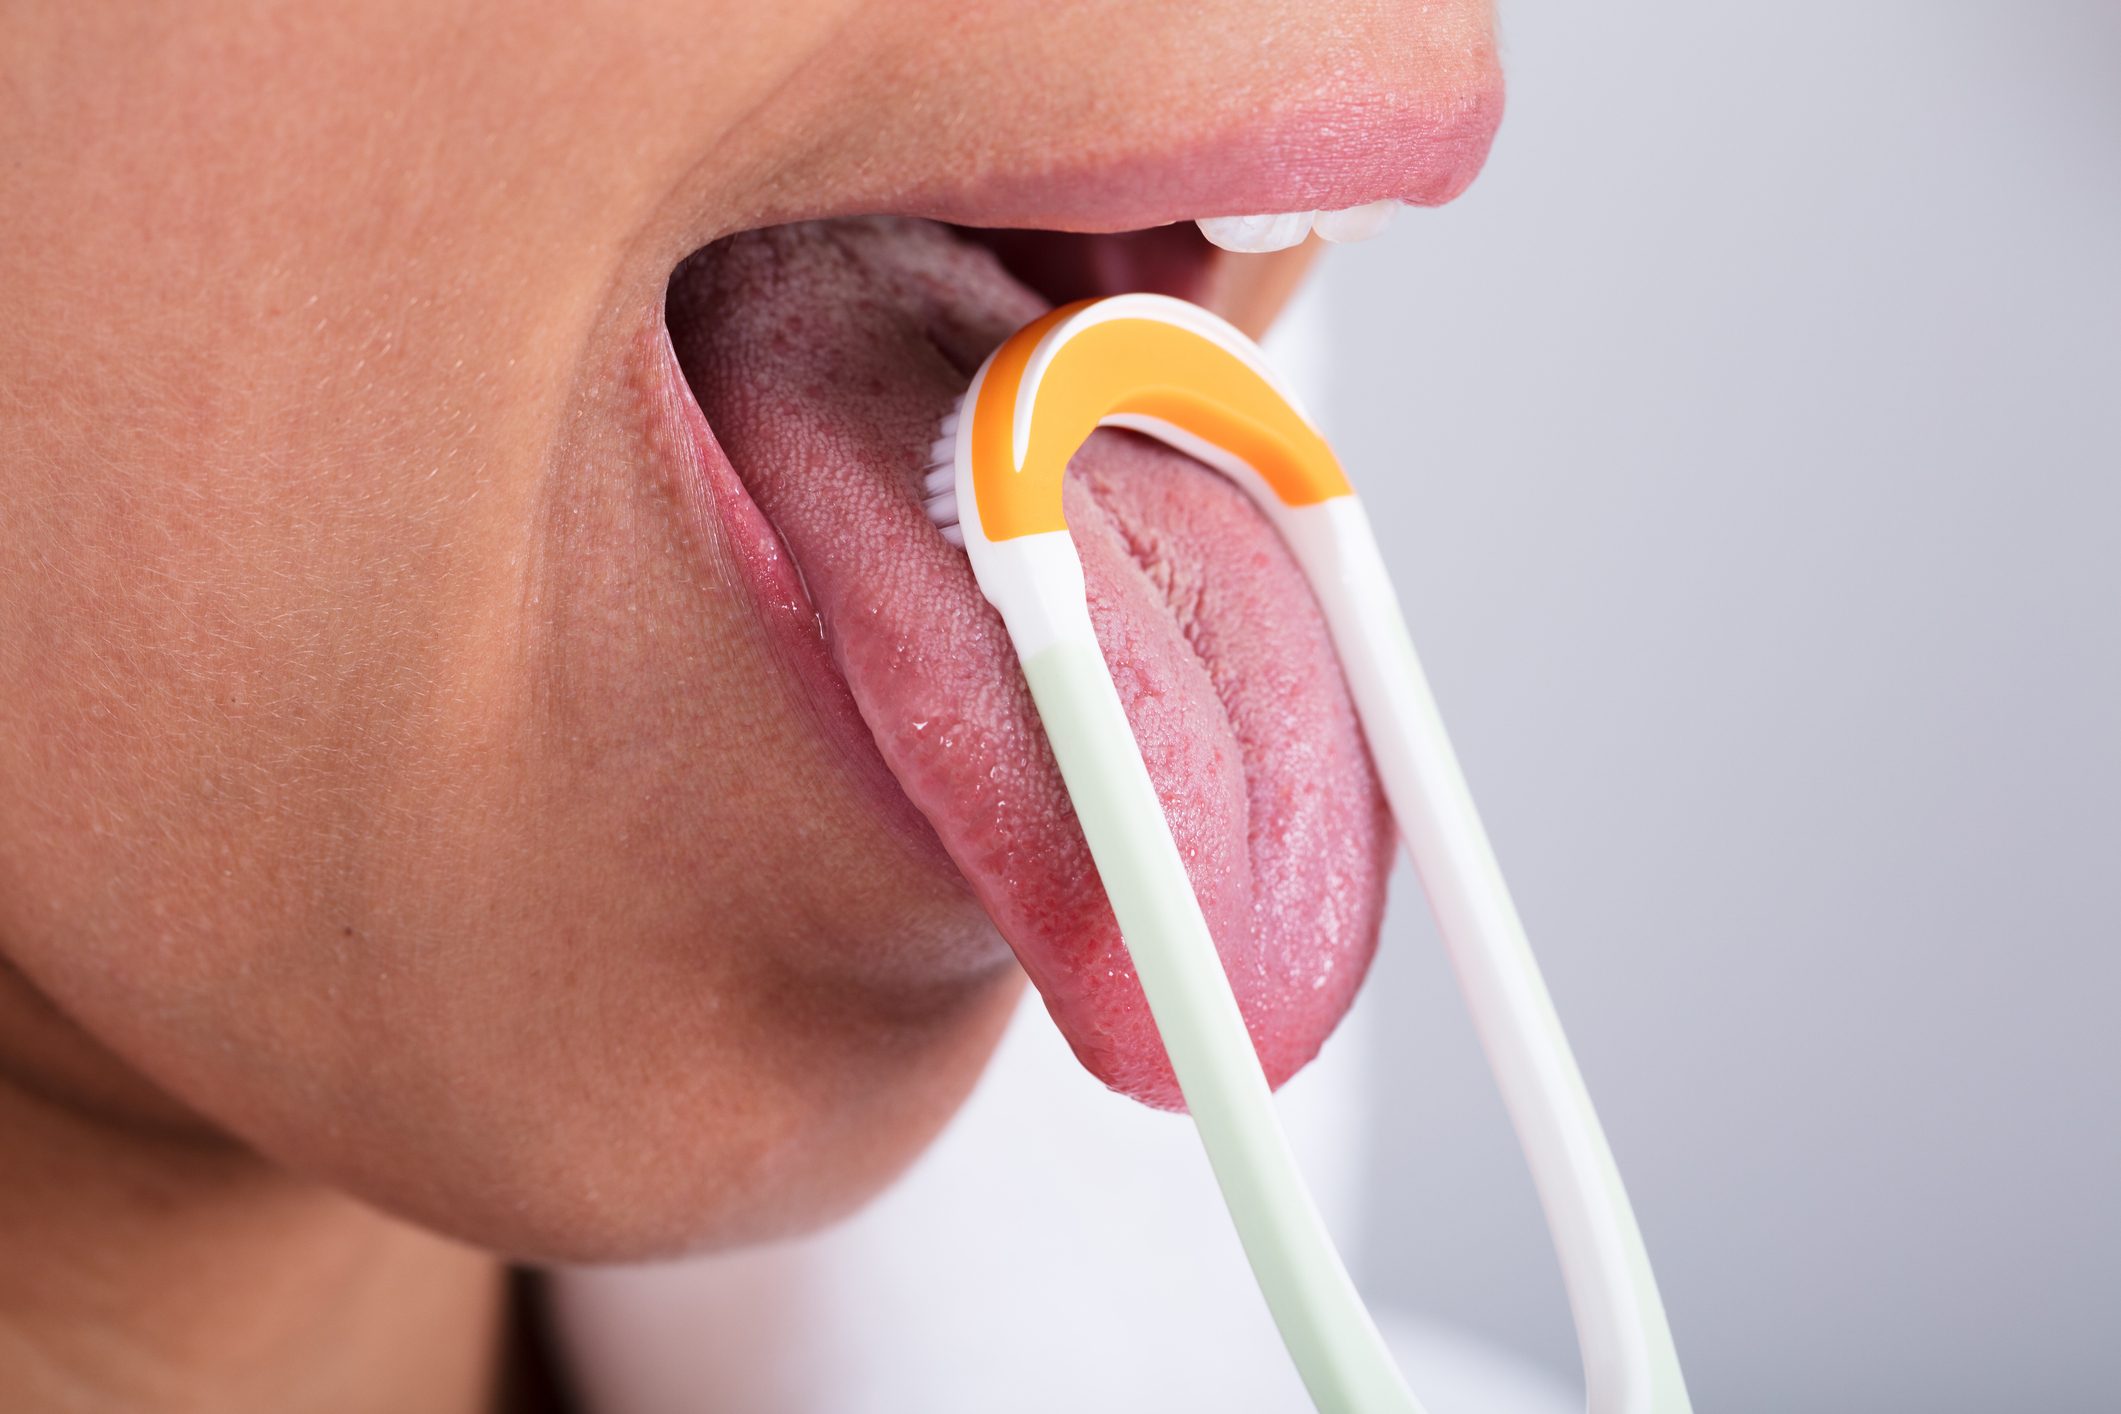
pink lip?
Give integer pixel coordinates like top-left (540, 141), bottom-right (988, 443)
top-left (639, 325), bottom-right (957, 871)
top-left (900, 89), bottom-right (1506, 234)
top-left (720, 51), bottom-right (1506, 243)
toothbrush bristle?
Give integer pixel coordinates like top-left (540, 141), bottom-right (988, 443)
top-left (920, 396), bottom-right (969, 541)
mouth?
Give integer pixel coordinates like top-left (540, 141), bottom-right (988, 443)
top-left (649, 87), bottom-right (1500, 1108)
top-left (655, 218), bottom-right (1380, 1111)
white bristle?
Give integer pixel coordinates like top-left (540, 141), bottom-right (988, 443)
top-left (919, 396), bottom-right (971, 548)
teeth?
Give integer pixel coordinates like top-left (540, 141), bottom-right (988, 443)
top-left (1195, 211), bottom-right (1315, 253)
top-left (1312, 200), bottom-right (1398, 244)
top-left (1195, 202), bottom-right (1399, 253)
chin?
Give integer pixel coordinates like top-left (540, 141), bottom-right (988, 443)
top-left (297, 966), bottom-right (1026, 1265)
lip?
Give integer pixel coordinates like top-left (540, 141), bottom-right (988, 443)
top-left (687, 38), bottom-right (1506, 248)
top-left (639, 324), bottom-right (961, 875)
top-left (895, 89), bottom-right (1507, 235)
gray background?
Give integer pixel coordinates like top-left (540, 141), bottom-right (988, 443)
top-left (1322, 1), bottom-right (2120, 1409)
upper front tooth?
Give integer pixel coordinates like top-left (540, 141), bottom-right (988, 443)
top-left (1312, 201), bottom-right (1398, 244)
top-left (1196, 211), bottom-right (1316, 254)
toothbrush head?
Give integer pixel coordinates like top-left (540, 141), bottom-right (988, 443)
top-left (917, 293), bottom-right (1352, 557)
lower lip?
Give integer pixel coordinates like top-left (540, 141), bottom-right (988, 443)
top-left (638, 322), bottom-right (954, 865)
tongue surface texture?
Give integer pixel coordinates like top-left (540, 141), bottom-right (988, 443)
top-left (669, 219), bottom-right (1392, 1109)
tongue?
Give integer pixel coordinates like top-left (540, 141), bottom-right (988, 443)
top-left (669, 218), bottom-right (1392, 1110)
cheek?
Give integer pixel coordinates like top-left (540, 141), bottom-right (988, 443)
top-left (1, 308), bottom-right (1020, 1259)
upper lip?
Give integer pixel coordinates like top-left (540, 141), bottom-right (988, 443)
top-left (901, 85), bottom-right (1506, 234)
top-left (713, 43), bottom-right (1503, 242)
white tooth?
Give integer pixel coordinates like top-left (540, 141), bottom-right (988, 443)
top-left (1195, 210), bottom-right (1316, 254)
top-left (1312, 200), bottom-right (1398, 244)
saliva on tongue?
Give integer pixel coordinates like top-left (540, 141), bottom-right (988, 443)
top-left (668, 217), bottom-right (1394, 1109)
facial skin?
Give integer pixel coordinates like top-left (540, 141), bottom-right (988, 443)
top-left (1, 0), bottom-right (1496, 1402)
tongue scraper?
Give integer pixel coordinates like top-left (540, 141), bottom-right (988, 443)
top-left (922, 294), bottom-right (1691, 1414)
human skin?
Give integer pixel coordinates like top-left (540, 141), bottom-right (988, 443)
top-left (0, 2), bottom-right (1499, 1408)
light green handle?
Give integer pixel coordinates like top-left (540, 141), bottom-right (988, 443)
top-left (1023, 637), bottom-right (1425, 1414)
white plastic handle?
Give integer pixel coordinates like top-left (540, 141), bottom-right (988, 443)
top-left (997, 544), bottom-right (1423, 1413)
top-left (1283, 499), bottom-right (1692, 1414)
top-left (953, 296), bottom-right (1690, 1411)
top-left (972, 509), bottom-right (1690, 1414)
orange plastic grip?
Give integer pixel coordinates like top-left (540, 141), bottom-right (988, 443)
top-left (969, 306), bottom-right (1353, 542)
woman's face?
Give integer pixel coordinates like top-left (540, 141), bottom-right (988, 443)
top-left (0, 1), bottom-right (1499, 1258)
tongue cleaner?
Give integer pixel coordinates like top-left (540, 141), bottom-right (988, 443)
top-left (921, 294), bottom-right (1690, 1414)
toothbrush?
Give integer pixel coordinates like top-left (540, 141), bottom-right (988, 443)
top-left (921, 293), bottom-right (1691, 1414)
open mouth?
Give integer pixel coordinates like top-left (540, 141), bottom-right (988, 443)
top-left (657, 217), bottom-right (1396, 1111)
top-left (663, 220), bottom-right (1399, 1111)
top-left (611, 0), bottom-right (1510, 1104)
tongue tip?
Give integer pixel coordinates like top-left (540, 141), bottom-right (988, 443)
top-left (1066, 1023), bottom-right (1337, 1114)
top-left (1035, 923), bottom-right (1383, 1114)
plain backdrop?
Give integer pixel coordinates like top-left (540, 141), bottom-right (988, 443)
top-left (1326, 1), bottom-right (2120, 1409)
top-left (556, 4), bottom-right (2119, 1412)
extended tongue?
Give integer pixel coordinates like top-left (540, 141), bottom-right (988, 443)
top-left (668, 218), bottom-right (1393, 1108)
